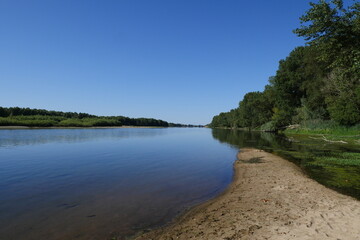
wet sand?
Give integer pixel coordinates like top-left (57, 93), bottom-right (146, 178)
top-left (135, 148), bottom-right (360, 240)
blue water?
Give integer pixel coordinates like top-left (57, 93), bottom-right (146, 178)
top-left (0, 128), bottom-right (237, 240)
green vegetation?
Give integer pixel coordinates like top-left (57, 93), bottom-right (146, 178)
top-left (285, 120), bottom-right (360, 135)
top-left (276, 147), bottom-right (360, 198)
top-left (210, 0), bottom-right (360, 133)
top-left (307, 152), bottom-right (360, 167)
top-left (211, 129), bottom-right (360, 199)
top-left (0, 106), bottom-right (200, 128)
top-left (284, 120), bottom-right (360, 145)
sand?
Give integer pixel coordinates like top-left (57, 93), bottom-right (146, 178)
top-left (134, 148), bottom-right (360, 240)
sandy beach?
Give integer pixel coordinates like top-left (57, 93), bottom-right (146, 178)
top-left (135, 148), bottom-right (360, 240)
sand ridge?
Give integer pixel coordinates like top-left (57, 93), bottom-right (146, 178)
top-left (134, 148), bottom-right (360, 240)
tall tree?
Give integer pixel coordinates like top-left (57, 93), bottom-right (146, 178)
top-left (294, 0), bottom-right (360, 125)
top-left (238, 91), bottom-right (273, 129)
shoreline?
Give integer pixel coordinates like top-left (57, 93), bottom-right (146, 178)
top-left (134, 148), bottom-right (360, 239)
top-left (0, 126), bottom-right (167, 129)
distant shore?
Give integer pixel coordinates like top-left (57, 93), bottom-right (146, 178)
top-left (134, 148), bottom-right (360, 239)
top-left (0, 126), bottom-right (168, 129)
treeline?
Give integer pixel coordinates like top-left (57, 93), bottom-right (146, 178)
top-left (0, 107), bottom-right (171, 127)
top-left (211, 0), bottom-right (360, 131)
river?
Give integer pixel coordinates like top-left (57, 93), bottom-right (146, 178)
top-left (0, 128), bottom-right (359, 239)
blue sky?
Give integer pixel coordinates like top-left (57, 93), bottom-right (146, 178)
top-left (0, 0), bottom-right (351, 125)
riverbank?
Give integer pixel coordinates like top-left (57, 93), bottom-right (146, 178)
top-left (134, 148), bottom-right (360, 240)
top-left (284, 130), bottom-right (360, 146)
top-left (0, 126), bottom-right (166, 129)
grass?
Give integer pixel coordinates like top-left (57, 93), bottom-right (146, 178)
top-left (283, 120), bottom-right (360, 145)
top-left (284, 119), bottom-right (360, 135)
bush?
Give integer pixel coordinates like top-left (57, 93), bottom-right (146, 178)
top-left (58, 119), bottom-right (91, 127)
top-left (271, 108), bottom-right (292, 129)
top-left (260, 121), bottom-right (277, 132)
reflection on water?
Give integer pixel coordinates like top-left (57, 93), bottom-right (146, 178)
top-left (0, 128), bottom-right (166, 148)
top-left (1, 128), bottom-right (358, 240)
top-left (0, 128), bottom-right (237, 240)
top-left (211, 129), bottom-right (360, 200)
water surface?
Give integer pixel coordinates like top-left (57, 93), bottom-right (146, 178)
top-left (0, 128), bottom-right (237, 239)
top-left (2, 128), bottom-right (359, 240)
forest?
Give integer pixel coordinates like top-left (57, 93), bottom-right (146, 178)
top-left (0, 107), bottom-right (196, 127)
top-left (210, 0), bottom-right (360, 133)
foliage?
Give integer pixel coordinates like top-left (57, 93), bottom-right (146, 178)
top-left (294, 0), bottom-right (360, 71)
top-left (210, 89), bottom-right (274, 129)
top-left (238, 91), bottom-right (274, 129)
top-left (0, 107), bottom-right (173, 127)
top-left (285, 119), bottom-right (360, 136)
top-left (211, 0), bottom-right (359, 130)
top-left (210, 109), bottom-right (240, 128)
top-left (260, 121), bottom-right (277, 132)
top-left (0, 116), bottom-right (58, 127)
top-left (294, 0), bottom-right (360, 126)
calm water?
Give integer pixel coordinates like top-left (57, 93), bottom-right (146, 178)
top-left (1, 128), bottom-right (359, 240)
top-left (0, 128), bottom-right (238, 240)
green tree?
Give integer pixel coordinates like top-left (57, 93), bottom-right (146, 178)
top-left (271, 47), bottom-right (308, 126)
top-left (294, 0), bottom-right (360, 71)
top-left (294, 0), bottom-right (360, 125)
top-left (238, 91), bottom-right (273, 129)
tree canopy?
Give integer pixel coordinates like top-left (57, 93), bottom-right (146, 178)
top-left (0, 107), bottom-right (204, 128)
top-left (210, 0), bottom-right (359, 130)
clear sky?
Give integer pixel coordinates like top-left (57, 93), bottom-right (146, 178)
top-left (0, 0), bottom-right (352, 125)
